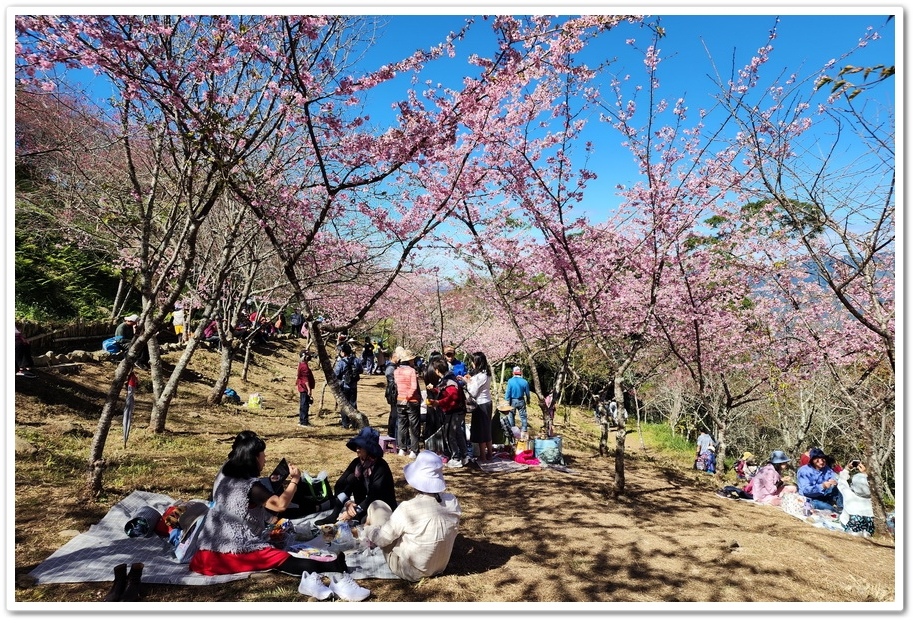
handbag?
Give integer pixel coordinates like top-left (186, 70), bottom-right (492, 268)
top-left (424, 424), bottom-right (448, 455)
top-left (464, 389), bottom-right (478, 414)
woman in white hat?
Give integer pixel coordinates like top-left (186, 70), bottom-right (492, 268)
top-left (363, 450), bottom-right (461, 582)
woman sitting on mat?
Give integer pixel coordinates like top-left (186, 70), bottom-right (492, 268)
top-left (189, 430), bottom-right (347, 576)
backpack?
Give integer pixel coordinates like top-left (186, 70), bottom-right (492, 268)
top-left (102, 337), bottom-right (122, 355)
top-left (341, 356), bottom-right (361, 387)
top-left (385, 379), bottom-right (398, 405)
top-left (440, 377), bottom-right (465, 415)
top-left (223, 388), bottom-right (241, 405)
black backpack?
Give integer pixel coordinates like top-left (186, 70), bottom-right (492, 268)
top-left (341, 356), bottom-right (360, 386)
top-left (385, 379), bottom-right (398, 405)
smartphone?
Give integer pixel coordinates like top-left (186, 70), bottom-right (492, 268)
top-left (849, 460), bottom-right (860, 468)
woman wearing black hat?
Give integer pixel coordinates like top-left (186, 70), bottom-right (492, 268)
top-left (333, 427), bottom-right (398, 523)
top-left (796, 447), bottom-right (843, 511)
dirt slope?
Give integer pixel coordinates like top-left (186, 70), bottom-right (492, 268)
top-left (11, 337), bottom-right (898, 608)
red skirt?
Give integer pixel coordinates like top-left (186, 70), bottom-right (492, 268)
top-left (189, 547), bottom-right (290, 576)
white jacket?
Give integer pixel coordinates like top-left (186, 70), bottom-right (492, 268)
top-left (836, 469), bottom-right (874, 526)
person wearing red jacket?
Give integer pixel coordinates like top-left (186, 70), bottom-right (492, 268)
top-left (296, 351), bottom-right (315, 426)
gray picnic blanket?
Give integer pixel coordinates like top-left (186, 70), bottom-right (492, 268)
top-left (27, 490), bottom-right (398, 585)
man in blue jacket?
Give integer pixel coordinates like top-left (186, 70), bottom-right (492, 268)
top-left (504, 366), bottom-right (531, 435)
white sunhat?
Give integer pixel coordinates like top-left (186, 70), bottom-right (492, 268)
top-left (403, 450), bottom-right (446, 493)
top-left (124, 314), bottom-right (139, 322)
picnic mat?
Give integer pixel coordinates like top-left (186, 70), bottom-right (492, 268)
top-left (476, 458), bottom-right (529, 474)
top-left (27, 490), bottom-right (398, 585)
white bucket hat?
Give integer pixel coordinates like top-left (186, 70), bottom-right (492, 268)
top-left (403, 450), bottom-right (446, 493)
top-left (124, 314), bottom-right (139, 322)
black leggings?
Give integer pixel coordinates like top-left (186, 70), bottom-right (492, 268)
top-left (276, 551), bottom-right (347, 576)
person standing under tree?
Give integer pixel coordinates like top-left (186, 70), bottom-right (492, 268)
top-left (289, 309), bottom-right (304, 339)
top-left (171, 304), bottom-right (186, 344)
top-left (15, 326), bottom-right (36, 378)
top-left (694, 429), bottom-right (717, 473)
top-left (394, 348), bottom-right (422, 459)
top-left (428, 358), bottom-right (468, 468)
top-left (333, 342), bottom-right (363, 428)
top-left (296, 351), bottom-right (316, 427)
top-left (361, 338), bottom-right (375, 373)
top-left (504, 366), bottom-right (531, 437)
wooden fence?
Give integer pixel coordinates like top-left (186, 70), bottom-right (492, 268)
top-left (16, 319), bottom-right (117, 354)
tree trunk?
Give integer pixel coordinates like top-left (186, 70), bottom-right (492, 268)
top-left (310, 321), bottom-right (367, 429)
top-left (612, 375), bottom-right (628, 494)
top-left (242, 341), bottom-right (253, 382)
top-left (150, 337), bottom-right (205, 432)
top-left (208, 341), bottom-right (236, 405)
top-left (86, 358), bottom-right (134, 496)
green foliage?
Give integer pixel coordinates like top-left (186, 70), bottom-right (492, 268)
top-left (639, 422), bottom-right (695, 454)
top-left (14, 212), bottom-right (121, 322)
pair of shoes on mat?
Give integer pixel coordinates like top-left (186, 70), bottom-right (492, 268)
top-left (299, 572), bottom-right (370, 601)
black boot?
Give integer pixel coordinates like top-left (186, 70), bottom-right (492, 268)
top-left (120, 562), bottom-right (144, 601)
top-left (102, 563), bottom-right (128, 601)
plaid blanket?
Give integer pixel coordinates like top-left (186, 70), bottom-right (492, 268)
top-left (27, 490), bottom-right (398, 586)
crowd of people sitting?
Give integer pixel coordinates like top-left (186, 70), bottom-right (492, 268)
top-left (183, 426), bottom-right (462, 601)
top-left (718, 445), bottom-right (876, 537)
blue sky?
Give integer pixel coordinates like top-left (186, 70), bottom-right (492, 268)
top-left (337, 11), bottom-right (896, 222)
top-left (14, 10), bottom-right (896, 214)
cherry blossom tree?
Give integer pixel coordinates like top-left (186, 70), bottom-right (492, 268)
top-left (16, 15), bottom-right (301, 494)
top-left (708, 19), bottom-right (895, 532)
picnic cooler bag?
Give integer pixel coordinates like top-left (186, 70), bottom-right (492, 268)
top-left (533, 436), bottom-right (562, 459)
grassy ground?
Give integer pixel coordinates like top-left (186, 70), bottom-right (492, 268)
top-left (11, 336), bottom-right (899, 610)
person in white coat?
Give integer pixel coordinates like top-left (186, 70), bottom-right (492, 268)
top-left (363, 450), bottom-right (461, 582)
top-left (836, 459), bottom-right (875, 536)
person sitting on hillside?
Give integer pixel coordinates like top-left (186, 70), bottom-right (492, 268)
top-left (202, 317), bottom-right (221, 347)
top-left (796, 447), bottom-right (843, 512)
top-left (836, 459), bottom-right (875, 536)
top-left (113, 314), bottom-right (150, 369)
top-left (189, 430), bottom-right (347, 577)
top-left (363, 450), bottom-right (461, 582)
top-left (734, 452), bottom-right (758, 481)
top-left (333, 427), bottom-right (398, 525)
top-left (747, 450), bottom-right (796, 506)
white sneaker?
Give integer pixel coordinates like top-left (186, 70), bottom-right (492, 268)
top-left (446, 458), bottom-right (463, 468)
top-left (329, 573), bottom-right (370, 601)
top-left (298, 572), bottom-right (332, 600)
top-left (397, 449), bottom-right (407, 456)
top-left (408, 451), bottom-right (417, 459)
